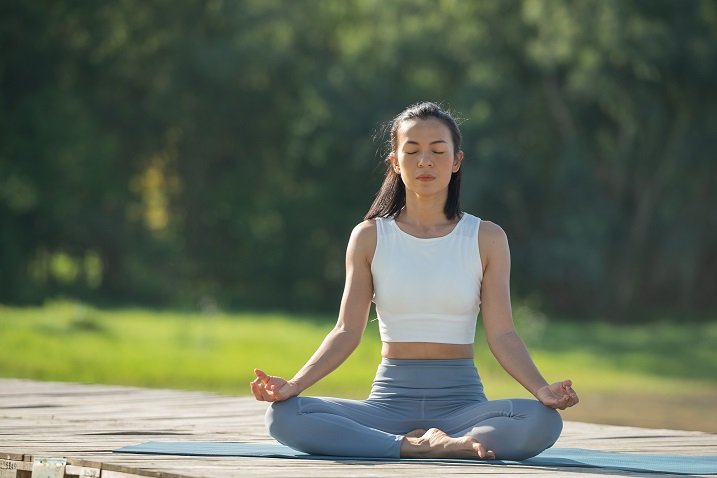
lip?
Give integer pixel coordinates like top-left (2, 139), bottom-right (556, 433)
top-left (416, 175), bottom-right (435, 181)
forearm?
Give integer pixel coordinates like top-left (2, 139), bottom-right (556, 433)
top-left (289, 326), bottom-right (361, 393)
top-left (488, 330), bottom-right (549, 397)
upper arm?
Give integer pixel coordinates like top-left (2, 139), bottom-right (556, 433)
top-left (335, 220), bottom-right (376, 337)
top-left (479, 221), bottom-right (516, 341)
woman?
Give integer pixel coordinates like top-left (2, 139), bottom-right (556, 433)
top-left (250, 101), bottom-right (579, 460)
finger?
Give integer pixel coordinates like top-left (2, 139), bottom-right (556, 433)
top-left (485, 449), bottom-right (496, 460)
top-left (249, 382), bottom-right (263, 401)
top-left (252, 378), bottom-right (266, 391)
top-left (254, 369), bottom-right (270, 384)
top-left (565, 387), bottom-right (578, 403)
top-left (254, 381), bottom-right (274, 401)
top-left (551, 396), bottom-right (568, 410)
top-left (260, 384), bottom-right (275, 402)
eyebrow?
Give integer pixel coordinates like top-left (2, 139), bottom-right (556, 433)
top-left (404, 140), bottom-right (448, 146)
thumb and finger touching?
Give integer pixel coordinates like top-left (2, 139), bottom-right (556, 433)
top-left (254, 368), bottom-right (270, 383)
top-left (250, 368), bottom-right (298, 402)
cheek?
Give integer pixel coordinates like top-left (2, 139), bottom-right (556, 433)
top-left (441, 157), bottom-right (458, 172)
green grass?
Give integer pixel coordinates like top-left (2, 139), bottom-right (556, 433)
top-left (1, 300), bottom-right (716, 431)
top-left (0, 302), bottom-right (717, 432)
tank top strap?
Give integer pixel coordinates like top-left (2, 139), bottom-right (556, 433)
top-left (374, 216), bottom-right (391, 242)
top-left (459, 214), bottom-right (483, 281)
top-left (461, 213), bottom-right (481, 241)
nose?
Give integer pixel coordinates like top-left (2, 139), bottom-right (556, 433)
top-left (417, 152), bottom-right (433, 167)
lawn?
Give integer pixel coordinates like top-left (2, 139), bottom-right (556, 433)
top-left (1, 300), bottom-right (715, 432)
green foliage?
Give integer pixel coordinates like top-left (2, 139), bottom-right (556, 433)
top-left (1, 1), bottom-right (716, 319)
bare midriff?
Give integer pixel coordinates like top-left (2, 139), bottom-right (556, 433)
top-left (382, 342), bottom-right (474, 359)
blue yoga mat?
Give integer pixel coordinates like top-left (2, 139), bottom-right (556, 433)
top-left (115, 441), bottom-right (717, 475)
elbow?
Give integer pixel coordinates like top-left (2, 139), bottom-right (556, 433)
top-left (486, 329), bottom-right (520, 350)
top-left (331, 325), bottom-right (363, 349)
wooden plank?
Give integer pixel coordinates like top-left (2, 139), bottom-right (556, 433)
top-left (1, 378), bottom-right (715, 478)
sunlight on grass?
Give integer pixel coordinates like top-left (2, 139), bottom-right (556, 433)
top-left (1, 300), bottom-right (715, 404)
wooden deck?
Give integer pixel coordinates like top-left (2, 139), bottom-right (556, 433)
top-left (1, 378), bottom-right (715, 477)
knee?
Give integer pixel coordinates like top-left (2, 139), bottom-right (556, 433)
top-left (523, 402), bottom-right (563, 456)
top-left (265, 397), bottom-right (300, 445)
top-left (535, 404), bottom-right (563, 446)
top-left (507, 400), bottom-right (563, 460)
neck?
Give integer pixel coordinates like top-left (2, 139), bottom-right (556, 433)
top-left (400, 190), bottom-right (450, 226)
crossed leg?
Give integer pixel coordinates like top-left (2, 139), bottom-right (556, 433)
top-left (266, 396), bottom-right (562, 460)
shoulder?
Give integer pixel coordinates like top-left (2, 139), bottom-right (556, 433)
top-left (350, 219), bottom-right (378, 243)
top-left (478, 220), bottom-right (508, 244)
top-left (347, 219), bottom-right (378, 261)
top-left (477, 220), bottom-right (510, 263)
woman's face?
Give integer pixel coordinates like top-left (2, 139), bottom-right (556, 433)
top-left (391, 118), bottom-right (463, 198)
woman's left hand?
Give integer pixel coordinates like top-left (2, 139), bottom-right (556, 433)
top-left (536, 380), bottom-right (579, 410)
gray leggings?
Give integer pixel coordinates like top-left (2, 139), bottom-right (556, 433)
top-left (266, 358), bottom-right (562, 460)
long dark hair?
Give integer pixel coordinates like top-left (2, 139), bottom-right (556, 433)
top-left (364, 101), bottom-right (463, 220)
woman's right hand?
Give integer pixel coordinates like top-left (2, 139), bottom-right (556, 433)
top-left (250, 369), bottom-right (300, 402)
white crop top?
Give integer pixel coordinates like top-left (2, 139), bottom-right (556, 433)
top-left (371, 213), bottom-right (483, 344)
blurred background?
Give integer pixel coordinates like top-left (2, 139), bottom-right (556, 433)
top-left (1, 0), bottom-right (716, 432)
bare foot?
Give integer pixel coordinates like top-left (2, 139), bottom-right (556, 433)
top-left (400, 428), bottom-right (496, 460)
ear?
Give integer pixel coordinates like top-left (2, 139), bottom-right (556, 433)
top-left (453, 150), bottom-right (464, 173)
top-left (388, 152), bottom-right (400, 173)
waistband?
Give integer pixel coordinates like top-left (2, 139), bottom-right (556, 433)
top-left (380, 358), bottom-right (476, 367)
top-left (369, 358), bottom-right (486, 402)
